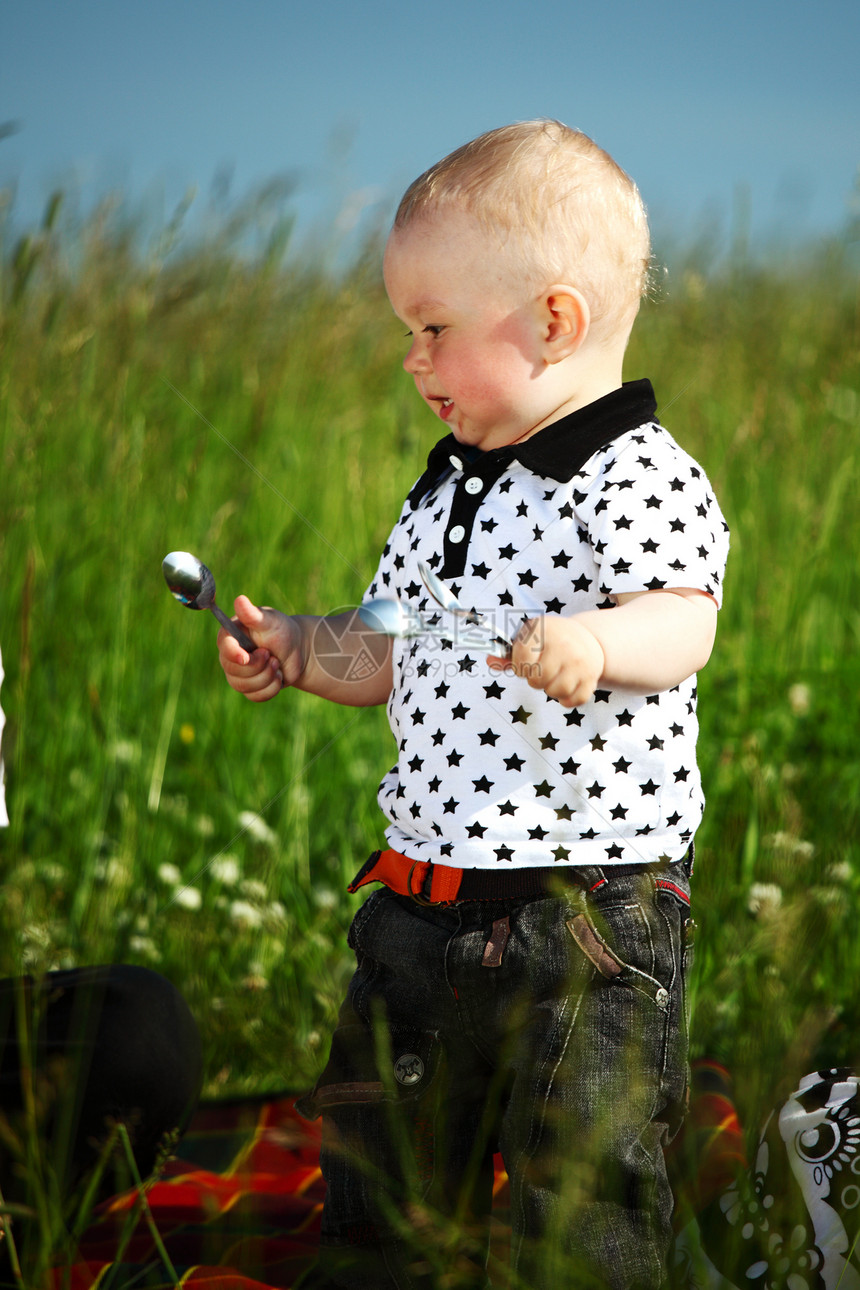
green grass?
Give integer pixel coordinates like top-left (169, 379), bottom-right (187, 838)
top-left (0, 186), bottom-right (858, 1147)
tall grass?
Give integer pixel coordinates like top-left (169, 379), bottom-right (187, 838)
top-left (0, 186), bottom-right (858, 1139)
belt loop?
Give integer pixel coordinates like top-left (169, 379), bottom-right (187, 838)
top-left (407, 861), bottom-right (434, 906)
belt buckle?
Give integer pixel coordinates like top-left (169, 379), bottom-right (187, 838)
top-left (407, 860), bottom-right (435, 906)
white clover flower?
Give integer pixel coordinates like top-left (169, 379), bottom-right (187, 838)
top-left (267, 901), bottom-right (287, 924)
top-left (827, 862), bottom-right (853, 884)
top-left (129, 935), bottom-right (161, 962)
top-left (109, 739), bottom-right (139, 764)
top-left (788, 683), bottom-right (811, 716)
top-left (230, 899), bottom-right (263, 928)
top-left (238, 810), bottom-right (278, 847)
top-left (239, 878), bottom-right (268, 902)
top-left (157, 862), bottom-right (183, 886)
top-left (315, 888), bottom-right (338, 911)
top-left (209, 854), bottom-right (241, 886)
top-left (173, 885), bottom-right (202, 911)
top-left (105, 857), bottom-right (131, 886)
top-left (747, 882), bottom-right (783, 917)
top-left (195, 814), bottom-right (215, 837)
top-left (765, 831), bottom-right (814, 860)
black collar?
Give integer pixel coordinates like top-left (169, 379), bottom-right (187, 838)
top-left (408, 379), bottom-right (658, 509)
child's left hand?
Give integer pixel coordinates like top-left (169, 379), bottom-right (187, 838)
top-left (488, 615), bottom-right (605, 708)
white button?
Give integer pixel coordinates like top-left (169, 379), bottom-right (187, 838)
top-left (464, 477), bottom-right (483, 495)
top-left (449, 454), bottom-right (464, 471)
top-left (655, 987), bottom-right (669, 1009)
top-left (448, 525), bottom-right (466, 543)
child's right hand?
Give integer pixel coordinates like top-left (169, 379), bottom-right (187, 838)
top-left (217, 595), bottom-right (303, 703)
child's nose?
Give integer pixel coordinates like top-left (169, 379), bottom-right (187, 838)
top-left (403, 339), bottom-right (430, 375)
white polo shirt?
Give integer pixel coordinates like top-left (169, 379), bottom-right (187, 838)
top-left (364, 381), bottom-right (729, 870)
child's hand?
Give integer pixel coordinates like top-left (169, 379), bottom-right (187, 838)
top-left (217, 595), bottom-right (302, 703)
top-left (489, 615), bottom-right (605, 708)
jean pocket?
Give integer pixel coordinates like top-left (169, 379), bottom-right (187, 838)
top-left (295, 1023), bottom-right (443, 1120)
top-left (565, 907), bottom-right (672, 1013)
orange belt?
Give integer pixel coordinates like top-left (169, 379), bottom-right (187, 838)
top-left (346, 848), bottom-right (669, 905)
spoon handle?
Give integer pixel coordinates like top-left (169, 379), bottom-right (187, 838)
top-left (208, 604), bottom-right (258, 655)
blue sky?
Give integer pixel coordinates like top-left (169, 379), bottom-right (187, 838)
top-left (1, 0), bottom-right (857, 258)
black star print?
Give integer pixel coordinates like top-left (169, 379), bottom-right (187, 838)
top-left (472, 776), bottom-right (494, 793)
top-left (534, 781), bottom-right (553, 798)
top-left (641, 538), bottom-right (659, 553)
top-left (428, 776), bottom-right (441, 792)
top-left (616, 710), bottom-right (634, 727)
top-left (451, 701), bottom-right (470, 719)
top-left (555, 804), bottom-right (574, 821)
top-left (432, 729), bottom-right (445, 746)
top-left (613, 757), bottom-right (631, 774)
top-left (484, 681), bottom-right (504, 700)
top-left (560, 758), bottom-right (580, 775)
top-left (593, 689), bottom-right (611, 703)
top-left (572, 574), bottom-right (591, 593)
top-left (590, 734), bottom-right (606, 751)
top-left (504, 753), bottom-right (526, 771)
top-left (495, 845), bottom-right (514, 862)
top-left (645, 577), bottom-right (667, 590)
top-left (528, 825), bottom-right (549, 840)
top-left (471, 561), bottom-right (490, 578)
top-left (559, 502), bottom-right (575, 520)
top-left (408, 755), bottom-right (424, 772)
top-left (405, 580), bottom-right (422, 598)
top-left (605, 843), bottom-right (625, 859)
top-left (467, 822), bottom-right (487, 838)
top-left (498, 543), bottom-right (517, 561)
top-left (587, 782), bottom-right (604, 799)
top-left (552, 845), bottom-right (571, 862)
top-left (435, 681), bottom-right (450, 698)
top-left (545, 597), bottom-right (564, 614)
top-left (610, 804), bottom-right (628, 820)
top-left (480, 517), bottom-right (498, 533)
top-left (510, 706), bottom-right (531, 725)
top-left (539, 733), bottom-right (559, 750)
top-left (552, 551), bottom-right (572, 568)
top-left (518, 569), bottom-right (537, 588)
top-left (611, 558), bottom-right (631, 575)
top-left (674, 767), bottom-right (690, 782)
top-left (644, 495), bottom-right (662, 510)
top-left (478, 728), bottom-right (499, 746)
top-left (498, 800), bottom-right (518, 816)
top-left (413, 709), bottom-right (425, 725)
top-left (647, 736), bottom-right (664, 751)
top-left (498, 478), bottom-right (514, 493)
top-left (446, 750), bottom-right (463, 767)
top-left (409, 801), bottom-right (421, 818)
top-left (457, 656), bottom-right (476, 674)
top-left (640, 780), bottom-right (659, 796)
top-left (443, 796), bottom-right (459, 814)
top-left (670, 477), bottom-right (685, 491)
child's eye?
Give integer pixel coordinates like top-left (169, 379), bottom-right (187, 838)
top-left (422, 325), bottom-right (444, 337)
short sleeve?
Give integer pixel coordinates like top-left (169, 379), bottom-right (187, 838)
top-left (574, 426), bottom-right (729, 606)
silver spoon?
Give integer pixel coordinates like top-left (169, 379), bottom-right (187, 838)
top-left (418, 562), bottom-right (512, 654)
top-left (162, 551), bottom-right (257, 654)
top-left (358, 597), bottom-right (441, 641)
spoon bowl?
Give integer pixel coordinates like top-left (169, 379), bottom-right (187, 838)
top-left (358, 598), bottom-right (428, 640)
top-left (162, 551), bottom-right (257, 654)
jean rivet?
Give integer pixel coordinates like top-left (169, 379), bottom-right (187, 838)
top-left (394, 1054), bottom-right (424, 1085)
top-left (656, 987), bottom-right (669, 1009)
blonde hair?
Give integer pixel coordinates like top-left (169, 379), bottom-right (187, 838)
top-left (394, 120), bottom-right (651, 340)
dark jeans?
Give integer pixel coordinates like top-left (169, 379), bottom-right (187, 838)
top-left (0, 964), bottom-right (203, 1202)
top-left (297, 864), bottom-right (693, 1289)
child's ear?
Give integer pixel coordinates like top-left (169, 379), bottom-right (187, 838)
top-left (539, 286), bottom-right (590, 363)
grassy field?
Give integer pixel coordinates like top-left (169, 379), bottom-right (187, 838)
top-left (0, 186), bottom-right (858, 1147)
